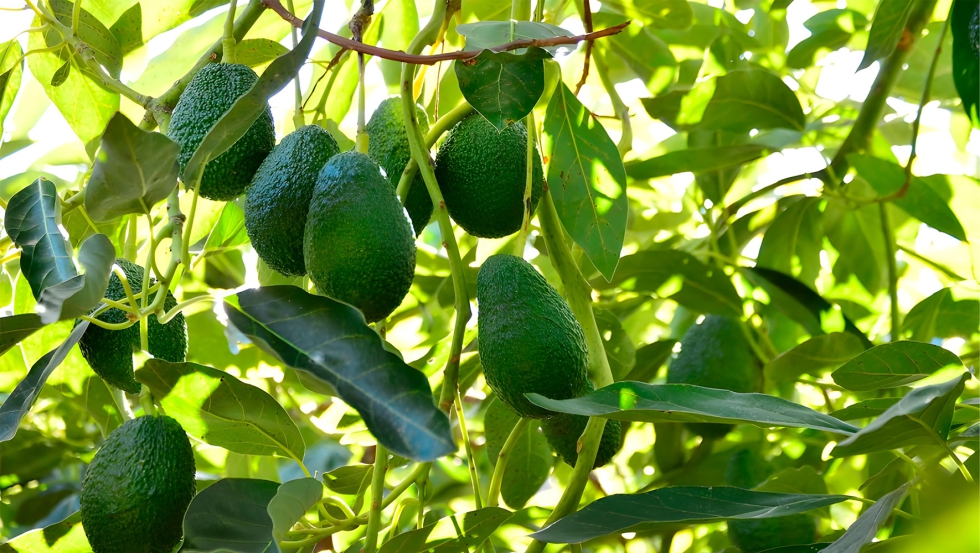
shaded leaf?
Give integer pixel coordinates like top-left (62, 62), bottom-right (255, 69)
top-left (625, 144), bottom-right (768, 180)
top-left (831, 341), bottom-right (963, 391)
top-left (952, 0), bottom-right (980, 125)
top-left (269, 478), bottom-right (323, 545)
top-left (858, 0), bottom-right (914, 70)
top-left (526, 381), bottom-right (858, 435)
top-left (484, 399), bottom-right (551, 509)
top-left (379, 524), bottom-right (436, 553)
top-left (82, 375), bottom-right (122, 438)
top-left (235, 38), bottom-right (290, 68)
top-left (543, 81), bottom-right (628, 281)
top-left (595, 308), bottom-right (635, 380)
top-left (429, 507), bottom-right (514, 553)
top-left (323, 464), bottom-right (373, 495)
top-left (766, 333), bottom-right (866, 382)
top-left (820, 484), bottom-right (910, 553)
top-left (532, 486), bottom-right (850, 543)
top-left (698, 69), bottom-right (806, 132)
top-left (625, 340), bottom-right (677, 383)
top-left (455, 48), bottom-right (549, 130)
top-left (757, 196), bottom-right (823, 285)
top-left (36, 233), bottom-right (114, 324)
top-left (109, 3), bottom-right (143, 55)
top-left (182, 478), bottom-right (279, 553)
top-left (4, 178), bottom-right (77, 299)
top-left (136, 359), bottom-right (306, 460)
top-left (0, 313), bottom-right (44, 357)
top-left (830, 398), bottom-right (900, 421)
top-left (903, 288), bottom-right (980, 341)
top-left (224, 286), bottom-right (455, 462)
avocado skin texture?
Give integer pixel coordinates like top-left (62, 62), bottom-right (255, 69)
top-left (477, 254), bottom-right (589, 418)
top-left (366, 97), bottom-right (433, 235)
top-left (543, 414), bottom-right (625, 469)
top-left (168, 63), bottom-right (276, 201)
top-left (304, 151), bottom-right (416, 323)
top-left (435, 114), bottom-right (543, 238)
top-left (727, 516), bottom-right (817, 553)
top-left (246, 125), bottom-right (340, 277)
top-left (667, 315), bottom-right (761, 438)
top-left (77, 259), bottom-right (187, 394)
top-left (80, 415), bottom-right (196, 553)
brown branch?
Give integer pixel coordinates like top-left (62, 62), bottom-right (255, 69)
top-left (574, 0), bottom-right (594, 95)
top-left (262, 0), bottom-right (629, 65)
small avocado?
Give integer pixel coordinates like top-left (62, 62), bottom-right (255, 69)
top-left (366, 97), bottom-right (433, 235)
top-left (168, 63), bottom-right (276, 201)
top-left (542, 413), bottom-right (625, 469)
top-left (77, 259), bottom-right (187, 394)
top-left (477, 254), bottom-right (589, 418)
top-left (80, 415), bottom-right (196, 553)
top-left (246, 125), bottom-right (341, 277)
top-left (435, 113), bottom-right (543, 238)
top-left (304, 151), bottom-right (416, 323)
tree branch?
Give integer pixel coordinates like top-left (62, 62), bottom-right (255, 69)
top-left (574, 0), bottom-right (594, 95)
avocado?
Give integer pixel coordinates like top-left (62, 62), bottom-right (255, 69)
top-left (727, 516), bottom-right (817, 552)
top-left (435, 113), bottom-right (543, 238)
top-left (80, 415), bottom-right (196, 553)
top-left (77, 259), bottom-right (187, 394)
top-left (667, 315), bottom-right (761, 438)
top-left (542, 413), bottom-right (625, 469)
top-left (477, 254), bottom-right (589, 418)
top-left (168, 63), bottom-right (276, 201)
top-left (245, 125), bottom-right (340, 277)
top-left (366, 97), bottom-right (433, 235)
top-left (304, 151), bottom-right (416, 323)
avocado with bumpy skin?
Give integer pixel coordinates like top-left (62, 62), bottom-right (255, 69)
top-left (246, 125), bottom-right (340, 277)
top-left (77, 259), bottom-right (187, 394)
top-left (304, 151), bottom-right (417, 323)
top-left (435, 113), bottom-right (543, 238)
top-left (80, 415), bottom-right (196, 553)
top-left (168, 63), bottom-right (276, 201)
top-left (477, 254), bottom-right (590, 418)
top-left (366, 97), bottom-right (433, 235)
top-left (542, 399), bottom-right (625, 468)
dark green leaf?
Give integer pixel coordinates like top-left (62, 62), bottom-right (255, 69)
top-left (484, 399), bottom-right (552, 509)
top-left (429, 507), bottom-right (514, 553)
top-left (456, 21), bottom-right (572, 53)
top-left (820, 484), bottom-right (910, 553)
top-left (182, 478), bottom-right (279, 553)
top-left (455, 48), bottom-right (549, 130)
top-left (903, 288), bottom-right (980, 341)
top-left (225, 286), bottom-right (455, 462)
top-left (84, 112), bottom-right (180, 222)
top-left (379, 524), bottom-right (436, 553)
top-left (36, 233), bottom-right (114, 323)
top-left (0, 321), bottom-right (89, 442)
top-left (765, 333), bottom-right (866, 382)
top-left (833, 373), bottom-right (969, 457)
top-left (323, 464), bottom-right (373, 495)
top-left (0, 313), bottom-right (44, 357)
top-left (183, 0), bottom-right (325, 188)
top-left (602, 0), bottom-right (693, 29)
top-left (82, 375), bottom-right (122, 438)
top-left (757, 196), bottom-right (823, 284)
top-left (594, 307), bottom-right (635, 380)
top-left (625, 144), bottom-right (768, 180)
top-left (858, 0), bottom-right (914, 70)
top-left (526, 381), bottom-right (858, 435)
top-left (531, 486), bottom-right (850, 543)
top-left (268, 478), bottom-right (322, 545)
top-left (698, 69), bottom-right (806, 132)
top-left (109, 3), bottom-right (143, 55)
top-left (50, 59), bottom-right (71, 87)
top-left (595, 250), bottom-right (742, 317)
top-left (952, 0), bottom-right (979, 124)
top-left (543, 81), bottom-right (628, 281)
top-left (135, 359), bottom-right (306, 460)
top-left (4, 178), bottom-right (78, 299)
top-left (46, 0), bottom-right (124, 78)
top-left (830, 398), bottom-right (900, 421)
top-left (831, 341), bottom-right (963, 391)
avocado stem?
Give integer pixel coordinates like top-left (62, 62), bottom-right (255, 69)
top-left (221, 1), bottom-right (238, 63)
top-left (486, 417), bottom-right (529, 508)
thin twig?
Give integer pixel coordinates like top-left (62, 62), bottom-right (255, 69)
top-left (574, 0), bottom-right (594, 95)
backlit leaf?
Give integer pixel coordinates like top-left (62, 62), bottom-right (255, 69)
top-left (182, 478), bottom-right (279, 553)
top-left (831, 341), bottom-right (962, 391)
top-left (858, 0), bottom-right (914, 70)
top-left (765, 333), bottom-right (866, 382)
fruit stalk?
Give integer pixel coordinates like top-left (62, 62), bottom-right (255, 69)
top-left (486, 417), bottom-right (529, 508)
top-left (221, 0), bottom-right (238, 63)
top-left (395, 102), bottom-right (473, 205)
top-left (362, 444), bottom-right (389, 553)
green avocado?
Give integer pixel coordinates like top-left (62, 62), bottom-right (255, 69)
top-left (727, 516), bottom-right (817, 552)
top-left (245, 125), bottom-right (340, 277)
top-left (304, 151), bottom-right (416, 323)
top-left (477, 254), bottom-right (589, 418)
top-left (542, 411), bottom-right (625, 469)
top-left (435, 113), bottom-right (543, 238)
top-left (366, 97), bottom-right (433, 235)
top-left (77, 259), bottom-right (187, 394)
top-left (80, 415), bottom-right (196, 553)
top-left (168, 63), bottom-right (276, 201)
top-left (667, 315), bottom-right (761, 438)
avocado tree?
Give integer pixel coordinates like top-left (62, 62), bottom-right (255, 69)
top-left (0, 0), bottom-right (977, 551)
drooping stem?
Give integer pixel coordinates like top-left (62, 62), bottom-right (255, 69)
top-left (879, 203), bottom-right (900, 341)
top-left (362, 444), bottom-right (389, 553)
top-left (486, 417), bottom-right (529, 508)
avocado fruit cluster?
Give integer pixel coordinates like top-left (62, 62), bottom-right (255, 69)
top-left (168, 63), bottom-right (276, 201)
top-left (77, 259), bottom-right (187, 394)
top-left (80, 414), bottom-right (196, 553)
top-left (246, 125), bottom-right (341, 277)
top-left (365, 97), bottom-right (433, 235)
top-left (666, 315), bottom-right (762, 438)
top-left (436, 113), bottom-right (543, 238)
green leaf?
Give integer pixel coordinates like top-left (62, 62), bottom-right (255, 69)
top-left (109, 3), bottom-right (143, 55)
top-left (183, 0), bottom-right (324, 188)
top-left (820, 484), bottom-right (910, 553)
top-left (765, 333), bottom-right (866, 383)
top-left (903, 288), bottom-right (980, 341)
top-left (235, 38), bottom-right (290, 68)
top-left (197, 201), bottom-right (249, 259)
top-left (323, 464), bottom-right (373, 495)
top-left (601, 0), bottom-right (694, 29)
top-left (823, 200), bottom-right (886, 294)
top-left (429, 507), bottom-right (514, 553)
top-left (849, 155), bottom-right (967, 241)
top-left (531, 486), bottom-right (850, 543)
top-left (455, 47), bottom-right (550, 130)
top-left (483, 399), bottom-right (552, 509)
top-left (182, 478), bottom-right (279, 553)
top-left (624, 144), bottom-right (768, 180)
top-left (543, 81), bottom-right (628, 281)
top-left (858, 0), bottom-right (915, 70)
top-left (484, 398), bottom-right (520, 465)
top-left (594, 14), bottom-right (676, 95)
top-left (268, 478), bottom-right (323, 545)
top-left (0, 314), bottom-right (44, 357)
top-left (595, 250), bottom-right (742, 317)
top-left (224, 286), bottom-right (455, 462)
top-left (830, 398), bottom-right (899, 421)
top-left (50, 59), bottom-right (71, 87)
top-left (36, 233), bottom-right (114, 323)
top-left (831, 341), bottom-right (963, 391)
top-left (82, 375), bottom-right (122, 438)
top-left (84, 112), bottom-right (179, 222)
top-left (625, 340), bottom-right (677, 383)
top-left (832, 373), bottom-right (969, 457)
top-left (698, 69), bottom-right (806, 132)
top-left (594, 308), bottom-right (635, 380)
top-left (0, 511), bottom-right (89, 552)
top-left (526, 381), bottom-right (859, 435)
top-left (45, 0), bottom-right (124, 78)
top-left (952, 0), bottom-right (980, 125)
top-left (757, 196), bottom-right (823, 284)
top-left (135, 359), bottom-right (306, 460)
top-left (379, 0), bottom-right (419, 90)
top-left (0, 321), bottom-right (89, 442)
top-left (787, 9), bottom-right (868, 69)
top-left (456, 21), bottom-right (572, 53)
top-left (4, 178), bottom-right (77, 300)
top-left (379, 524), bottom-right (436, 553)
top-left (0, 41), bottom-right (24, 140)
